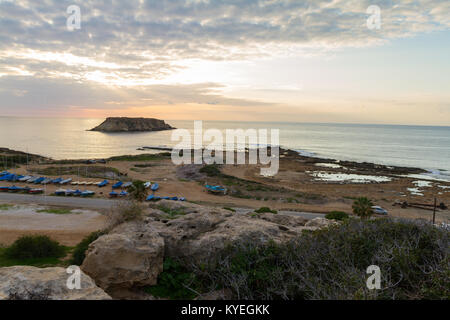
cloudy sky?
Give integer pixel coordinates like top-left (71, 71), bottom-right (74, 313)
top-left (0, 0), bottom-right (449, 125)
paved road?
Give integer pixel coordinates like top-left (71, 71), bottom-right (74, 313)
top-left (0, 193), bottom-right (324, 220)
top-left (0, 193), bottom-right (117, 210)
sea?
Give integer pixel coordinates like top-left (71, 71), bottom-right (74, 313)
top-left (0, 117), bottom-right (449, 181)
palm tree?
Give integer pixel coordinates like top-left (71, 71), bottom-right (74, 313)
top-left (129, 180), bottom-right (148, 202)
top-left (352, 197), bottom-right (374, 220)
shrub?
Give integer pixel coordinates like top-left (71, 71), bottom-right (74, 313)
top-left (4, 235), bottom-right (65, 260)
top-left (129, 180), bottom-right (148, 202)
top-left (144, 258), bottom-right (198, 300)
top-left (71, 230), bottom-right (107, 265)
top-left (352, 197), bottom-right (374, 219)
top-left (106, 200), bottom-right (143, 228)
top-left (199, 164), bottom-right (222, 177)
top-left (255, 207), bottom-right (277, 214)
top-left (191, 219), bottom-right (449, 300)
top-left (325, 211), bottom-right (349, 221)
top-left (223, 207), bottom-right (236, 212)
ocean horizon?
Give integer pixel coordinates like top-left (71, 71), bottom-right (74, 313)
top-left (1, 117), bottom-right (449, 181)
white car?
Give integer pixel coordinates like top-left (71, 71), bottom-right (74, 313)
top-left (372, 206), bottom-right (388, 215)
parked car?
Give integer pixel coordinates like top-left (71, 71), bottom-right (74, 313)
top-left (372, 206), bottom-right (388, 215)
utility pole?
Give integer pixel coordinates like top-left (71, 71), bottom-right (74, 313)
top-left (432, 197), bottom-right (437, 225)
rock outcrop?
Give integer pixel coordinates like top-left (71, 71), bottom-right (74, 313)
top-left (0, 266), bottom-right (111, 300)
top-left (81, 201), bottom-right (332, 299)
top-left (90, 117), bottom-right (174, 132)
top-left (81, 223), bottom-right (164, 297)
top-left (305, 217), bottom-right (339, 228)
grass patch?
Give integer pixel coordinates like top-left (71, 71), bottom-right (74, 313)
top-left (109, 153), bottom-right (171, 162)
top-left (0, 204), bottom-right (14, 211)
top-left (37, 208), bottom-right (73, 215)
top-left (255, 207), bottom-right (278, 214)
top-left (223, 207), bottom-right (236, 212)
top-left (157, 205), bottom-right (187, 219)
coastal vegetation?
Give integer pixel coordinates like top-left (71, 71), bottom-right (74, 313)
top-left (128, 180), bottom-right (148, 202)
top-left (325, 211), bottom-right (349, 221)
top-left (108, 153), bottom-right (171, 162)
top-left (36, 207), bottom-right (73, 215)
top-left (0, 236), bottom-right (68, 267)
top-left (71, 230), bottom-right (107, 266)
top-left (352, 197), bottom-right (374, 219)
top-left (30, 165), bottom-right (122, 179)
top-left (255, 207), bottom-right (278, 214)
top-left (163, 218), bottom-right (449, 300)
top-left (106, 200), bottom-right (144, 228)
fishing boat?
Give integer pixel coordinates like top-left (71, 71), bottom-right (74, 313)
top-left (119, 191), bottom-right (128, 197)
top-left (122, 182), bottom-right (132, 188)
top-left (0, 186), bottom-right (10, 192)
top-left (41, 178), bottom-right (53, 184)
top-left (73, 190), bottom-right (82, 196)
top-left (55, 189), bottom-right (66, 196)
top-left (109, 191), bottom-right (119, 198)
top-left (144, 182), bottom-right (152, 189)
top-left (29, 188), bottom-right (44, 194)
top-left (65, 189), bottom-right (76, 196)
top-left (71, 181), bottom-right (79, 185)
top-left (151, 183), bottom-right (159, 191)
top-left (27, 177), bottom-right (40, 183)
top-left (8, 186), bottom-right (23, 193)
top-left (0, 171), bottom-right (9, 177)
top-left (146, 194), bottom-right (155, 201)
top-left (34, 177), bottom-right (45, 184)
top-left (19, 175), bottom-right (32, 182)
top-left (52, 178), bottom-right (63, 184)
top-left (81, 190), bottom-right (95, 197)
top-left (60, 178), bottom-right (73, 185)
top-left (205, 184), bottom-right (227, 195)
top-left (98, 180), bottom-right (109, 188)
top-left (112, 181), bottom-right (123, 189)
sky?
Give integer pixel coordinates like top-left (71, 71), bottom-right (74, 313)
top-left (0, 0), bottom-right (449, 125)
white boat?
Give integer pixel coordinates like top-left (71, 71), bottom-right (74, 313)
top-left (41, 178), bottom-right (53, 185)
top-left (19, 175), bottom-right (32, 182)
top-left (144, 182), bottom-right (152, 188)
top-left (71, 181), bottom-right (79, 185)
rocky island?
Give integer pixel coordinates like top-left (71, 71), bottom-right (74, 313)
top-left (90, 117), bottom-right (174, 132)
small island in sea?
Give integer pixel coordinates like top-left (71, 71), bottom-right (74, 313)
top-left (90, 117), bottom-right (174, 132)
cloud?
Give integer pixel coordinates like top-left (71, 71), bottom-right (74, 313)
top-left (0, 0), bottom-right (449, 84)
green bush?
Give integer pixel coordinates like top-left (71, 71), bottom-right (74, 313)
top-left (325, 211), bottom-right (349, 221)
top-left (199, 164), bottom-right (222, 177)
top-left (71, 230), bottom-right (107, 265)
top-left (4, 235), bottom-right (65, 260)
top-left (144, 258), bottom-right (198, 300)
top-left (191, 219), bottom-right (449, 300)
top-left (255, 207), bottom-right (277, 214)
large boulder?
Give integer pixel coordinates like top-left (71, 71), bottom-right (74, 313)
top-left (81, 223), bottom-right (164, 297)
top-left (0, 266), bottom-right (111, 300)
top-left (147, 201), bottom-right (312, 261)
top-left (305, 217), bottom-right (339, 228)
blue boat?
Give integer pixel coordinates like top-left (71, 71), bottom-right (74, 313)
top-left (98, 180), bottom-right (109, 188)
top-left (73, 190), bottom-right (82, 196)
top-left (205, 184), bottom-right (227, 194)
top-left (8, 186), bottom-right (23, 193)
top-left (151, 183), bottom-right (159, 191)
top-left (122, 182), bottom-right (132, 188)
top-left (55, 189), bottom-right (66, 196)
top-left (0, 171), bottom-right (9, 177)
top-left (60, 178), bottom-right (73, 185)
top-left (0, 186), bottom-right (9, 192)
top-left (109, 191), bottom-right (119, 197)
top-left (146, 194), bottom-right (155, 201)
top-left (52, 178), bottom-right (63, 184)
top-left (34, 177), bottom-right (45, 184)
top-left (112, 181), bottom-right (123, 189)
top-left (119, 191), bottom-right (128, 197)
top-left (81, 190), bottom-right (95, 197)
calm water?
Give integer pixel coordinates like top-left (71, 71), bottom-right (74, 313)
top-left (0, 117), bottom-right (449, 180)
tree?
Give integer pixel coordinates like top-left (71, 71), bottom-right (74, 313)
top-left (352, 197), bottom-right (374, 220)
top-left (129, 180), bottom-right (148, 202)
